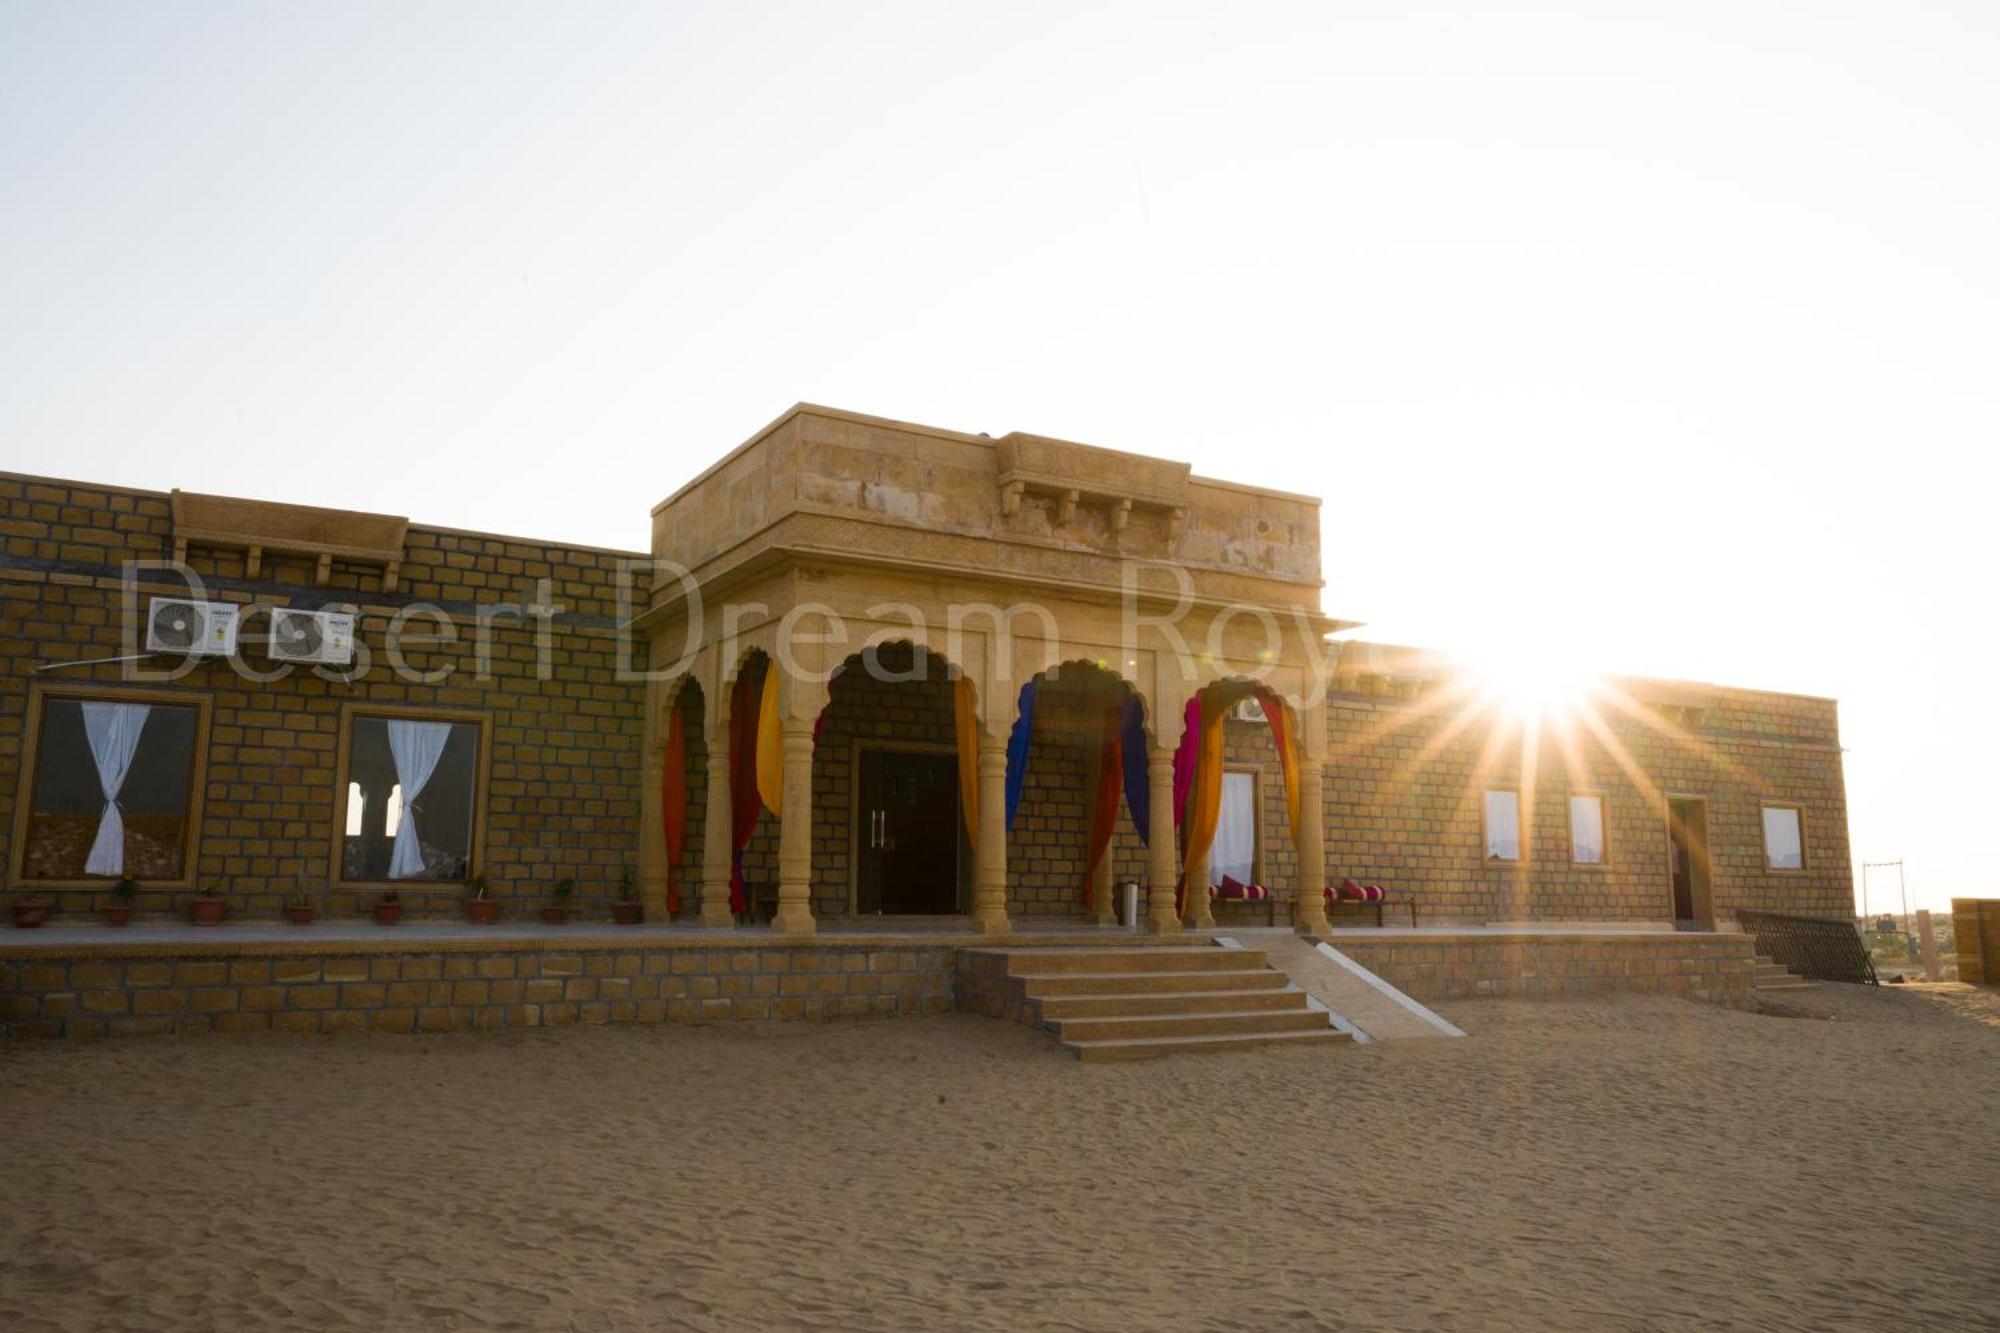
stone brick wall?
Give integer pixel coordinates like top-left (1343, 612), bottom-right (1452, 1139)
top-left (0, 939), bottom-right (957, 1037)
top-left (1951, 898), bottom-right (1998, 985)
top-left (1334, 932), bottom-right (1758, 1008)
top-left (1322, 678), bottom-right (1853, 925)
top-left (0, 472), bottom-right (648, 923)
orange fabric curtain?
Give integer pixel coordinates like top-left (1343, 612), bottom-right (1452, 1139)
top-left (952, 676), bottom-right (980, 851)
top-left (1257, 694), bottom-right (1301, 841)
top-left (1180, 693), bottom-right (1226, 880)
top-left (754, 661), bottom-right (782, 816)
top-left (662, 703), bottom-right (687, 912)
top-left (1081, 725), bottom-right (1121, 905)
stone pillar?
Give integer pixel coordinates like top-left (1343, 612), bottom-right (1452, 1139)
top-left (1145, 749), bottom-right (1180, 934)
top-left (1293, 761), bottom-right (1329, 935)
top-left (1185, 845), bottom-right (1214, 929)
top-left (771, 718), bottom-right (816, 937)
top-left (973, 735), bottom-right (1011, 934)
top-left (699, 728), bottom-right (735, 928)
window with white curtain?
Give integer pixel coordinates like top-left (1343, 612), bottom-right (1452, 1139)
top-left (1761, 806), bottom-right (1804, 871)
top-left (1209, 771), bottom-right (1257, 886)
top-left (339, 715), bottom-right (479, 882)
top-left (1569, 794), bottom-right (1605, 864)
top-left (1483, 790), bottom-right (1521, 862)
top-left (19, 692), bottom-right (202, 881)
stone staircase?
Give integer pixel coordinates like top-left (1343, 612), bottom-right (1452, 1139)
top-left (956, 945), bottom-right (1351, 1062)
top-left (1752, 952), bottom-right (1818, 993)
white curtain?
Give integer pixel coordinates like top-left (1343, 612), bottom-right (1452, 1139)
top-left (81, 702), bottom-right (151, 876)
top-left (386, 721), bottom-right (453, 879)
top-left (1209, 771), bottom-right (1256, 886)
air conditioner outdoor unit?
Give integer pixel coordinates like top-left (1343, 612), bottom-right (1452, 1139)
top-left (268, 608), bottom-right (356, 665)
top-left (1230, 697), bottom-right (1265, 724)
top-left (145, 597), bottom-right (241, 656)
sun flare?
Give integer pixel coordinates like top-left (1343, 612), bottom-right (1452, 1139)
top-left (1467, 649), bottom-right (1603, 725)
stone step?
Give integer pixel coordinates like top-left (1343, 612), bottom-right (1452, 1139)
top-left (1064, 1027), bottom-right (1352, 1063)
top-left (1049, 1007), bottom-right (1331, 1043)
top-left (999, 947), bottom-right (1270, 975)
top-left (1755, 978), bottom-right (1820, 992)
top-left (1020, 969), bottom-right (1283, 997)
top-left (1036, 987), bottom-right (1308, 1020)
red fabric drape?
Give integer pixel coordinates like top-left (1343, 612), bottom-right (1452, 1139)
top-left (662, 702), bottom-right (687, 913)
top-left (727, 661), bottom-right (767, 914)
top-left (1081, 725), bottom-right (1122, 906)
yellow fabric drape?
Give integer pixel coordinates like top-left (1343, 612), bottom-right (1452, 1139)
top-left (1260, 695), bottom-right (1301, 838)
top-left (754, 662), bottom-right (783, 815)
top-left (1181, 694), bottom-right (1226, 877)
top-left (952, 676), bottom-right (980, 851)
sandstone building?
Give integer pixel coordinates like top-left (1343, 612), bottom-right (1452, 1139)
top-left (1, 405), bottom-right (1853, 936)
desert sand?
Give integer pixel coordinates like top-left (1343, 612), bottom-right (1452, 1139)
top-left (2, 984), bottom-right (1996, 1332)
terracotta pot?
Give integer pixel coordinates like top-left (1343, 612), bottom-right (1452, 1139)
top-left (373, 901), bottom-right (403, 926)
top-left (466, 898), bottom-right (498, 925)
top-left (286, 905), bottom-right (315, 925)
top-left (540, 906), bottom-right (568, 925)
top-left (190, 897), bottom-right (225, 926)
top-left (13, 901), bottom-right (50, 929)
top-left (105, 905), bottom-right (133, 927)
top-left (612, 902), bottom-right (643, 925)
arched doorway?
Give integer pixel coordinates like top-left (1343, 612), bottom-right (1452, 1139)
top-left (1005, 660), bottom-right (1147, 924)
top-left (657, 677), bottom-right (707, 921)
top-left (1174, 677), bottom-right (1303, 927)
top-left (813, 642), bottom-right (977, 920)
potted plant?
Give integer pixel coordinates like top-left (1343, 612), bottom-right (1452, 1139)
top-left (465, 874), bottom-right (498, 925)
top-left (12, 894), bottom-right (50, 929)
top-left (373, 890), bottom-right (402, 926)
top-left (190, 882), bottom-right (226, 926)
top-left (612, 867), bottom-right (642, 925)
top-left (105, 876), bottom-right (139, 927)
top-left (286, 888), bottom-right (316, 925)
top-left (541, 878), bottom-right (574, 925)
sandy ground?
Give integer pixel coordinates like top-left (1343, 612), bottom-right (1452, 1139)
top-left (3, 985), bottom-right (1997, 1333)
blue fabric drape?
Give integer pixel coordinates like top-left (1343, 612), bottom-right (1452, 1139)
top-left (1004, 678), bottom-right (1038, 830)
top-left (1119, 694), bottom-right (1150, 844)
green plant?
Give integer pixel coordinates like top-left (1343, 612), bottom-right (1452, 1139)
top-left (288, 887), bottom-right (314, 909)
top-left (616, 867), bottom-right (635, 902)
top-left (553, 878), bottom-right (576, 902)
top-left (198, 881), bottom-right (224, 899)
top-left (379, 890), bottom-right (401, 904)
top-left (112, 876), bottom-right (139, 904)
top-left (466, 874), bottom-right (490, 900)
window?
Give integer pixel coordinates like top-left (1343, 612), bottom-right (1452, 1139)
top-left (1483, 789), bottom-right (1521, 862)
top-left (1569, 794), bottom-right (1606, 864)
top-left (335, 711), bottom-right (484, 882)
top-left (1761, 805), bottom-right (1804, 871)
top-left (1209, 770), bottom-right (1258, 886)
top-left (13, 687), bottom-right (208, 883)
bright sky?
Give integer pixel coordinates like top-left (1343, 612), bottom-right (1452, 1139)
top-left (4, 2), bottom-right (1994, 913)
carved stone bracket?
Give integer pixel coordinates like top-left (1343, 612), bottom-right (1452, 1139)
top-left (993, 432), bottom-right (1189, 540)
top-left (171, 490), bottom-right (409, 592)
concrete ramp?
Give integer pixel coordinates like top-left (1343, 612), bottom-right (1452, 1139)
top-left (1217, 933), bottom-right (1464, 1042)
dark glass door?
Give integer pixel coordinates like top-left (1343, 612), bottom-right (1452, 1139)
top-left (856, 750), bottom-right (961, 915)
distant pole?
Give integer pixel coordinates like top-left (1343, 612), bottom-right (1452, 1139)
top-left (1916, 910), bottom-right (1941, 982)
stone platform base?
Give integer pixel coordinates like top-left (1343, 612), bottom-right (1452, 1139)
top-left (0, 934), bottom-right (958, 1038)
top-left (1328, 930), bottom-right (1757, 1008)
top-left (1, 925), bottom-right (1759, 1038)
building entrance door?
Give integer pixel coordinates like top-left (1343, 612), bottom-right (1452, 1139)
top-left (1666, 797), bottom-right (1714, 930)
top-left (855, 749), bottom-right (962, 915)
